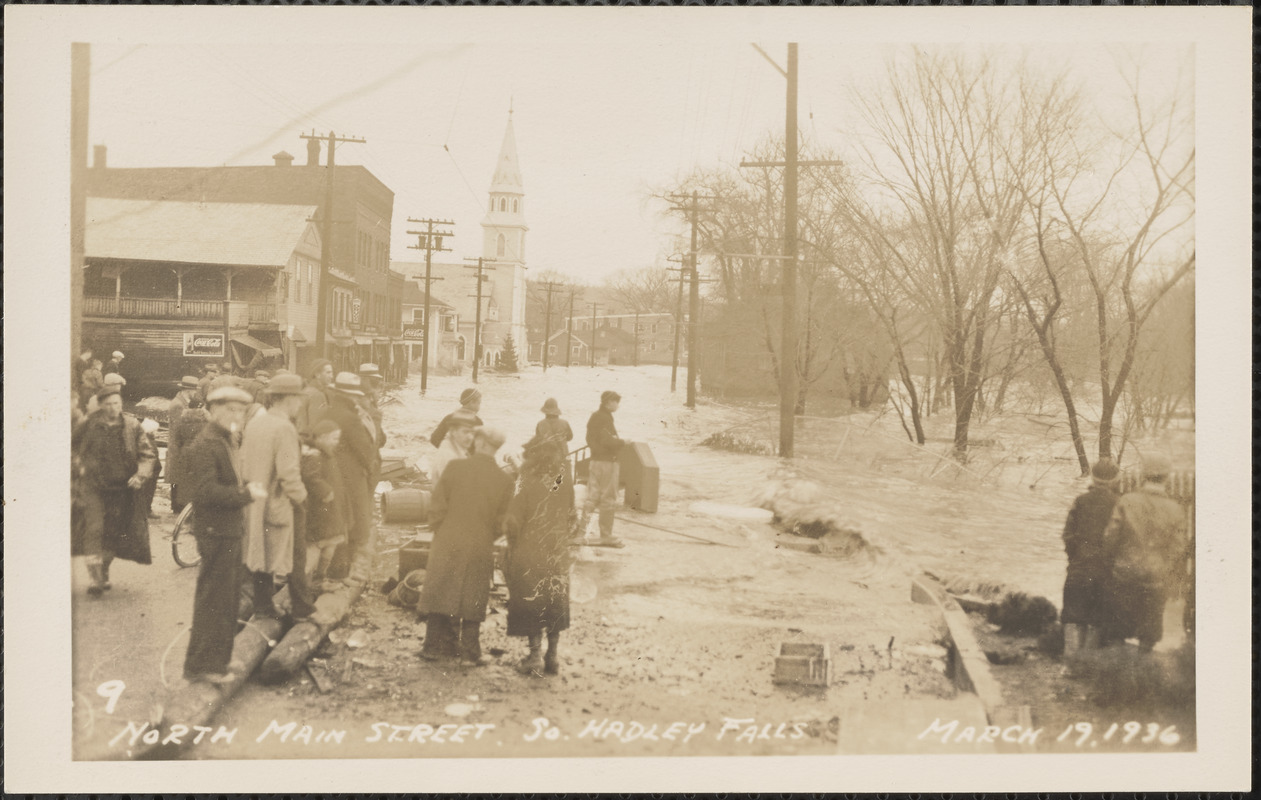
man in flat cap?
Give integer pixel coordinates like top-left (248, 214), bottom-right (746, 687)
top-left (418, 426), bottom-right (514, 666)
top-left (72, 385), bottom-right (159, 595)
top-left (430, 387), bottom-right (484, 448)
top-left (182, 386), bottom-right (269, 683)
top-left (240, 374), bottom-right (308, 619)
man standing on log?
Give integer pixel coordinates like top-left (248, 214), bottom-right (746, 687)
top-left (322, 372), bottom-right (380, 584)
top-left (418, 426), bottom-right (513, 666)
top-left (241, 374), bottom-right (309, 620)
top-left (182, 386), bottom-right (268, 684)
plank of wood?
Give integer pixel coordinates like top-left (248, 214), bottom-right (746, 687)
top-left (257, 581), bottom-right (366, 684)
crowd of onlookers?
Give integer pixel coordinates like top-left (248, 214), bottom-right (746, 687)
top-left (71, 346), bottom-right (632, 683)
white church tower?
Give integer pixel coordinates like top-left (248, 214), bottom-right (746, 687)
top-left (480, 107), bottom-right (529, 364)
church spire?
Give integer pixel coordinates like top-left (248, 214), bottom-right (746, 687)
top-left (489, 107), bottom-right (523, 194)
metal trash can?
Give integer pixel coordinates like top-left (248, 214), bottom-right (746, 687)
top-left (620, 441), bottom-right (659, 513)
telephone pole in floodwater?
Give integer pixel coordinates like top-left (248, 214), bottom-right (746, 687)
top-left (463, 256), bottom-right (496, 383)
top-left (406, 217), bottom-right (454, 395)
top-left (538, 279), bottom-right (564, 371)
top-left (301, 130), bottom-right (366, 357)
top-left (667, 191), bottom-right (717, 410)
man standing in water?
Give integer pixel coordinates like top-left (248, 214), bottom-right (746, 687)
top-left (581, 390), bottom-right (626, 548)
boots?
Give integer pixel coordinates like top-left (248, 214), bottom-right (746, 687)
top-left (86, 559), bottom-right (106, 597)
top-left (420, 614), bottom-right (458, 661)
top-left (101, 554), bottom-right (114, 591)
top-left (251, 572), bottom-right (278, 619)
top-left (517, 634), bottom-right (545, 676)
top-left (543, 632), bottom-right (560, 675)
top-left (458, 620), bottom-right (488, 667)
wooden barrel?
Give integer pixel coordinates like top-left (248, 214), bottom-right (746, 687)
top-left (381, 488), bottom-right (430, 524)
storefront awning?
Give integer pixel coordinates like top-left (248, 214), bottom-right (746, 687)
top-left (231, 333), bottom-right (282, 357)
top-left (332, 336), bottom-right (354, 348)
top-left (354, 336), bottom-right (373, 346)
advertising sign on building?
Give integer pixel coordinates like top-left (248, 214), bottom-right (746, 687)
top-left (183, 332), bottom-right (225, 357)
top-left (401, 326), bottom-right (424, 340)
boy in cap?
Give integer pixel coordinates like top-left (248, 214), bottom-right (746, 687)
top-left (1101, 453), bottom-right (1188, 652)
top-left (240, 374), bottom-right (308, 619)
top-left (429, 387), bottom-right (484, 448)
top-left (301, 419), bottom-right (350, 592)
top-left (1060, 459), bottom-right (1121, 658)
top-left (182, 386), bottom-right (269, 683)
top-left (418, 426), bottom-right (514, 666)
top-left (581, 390), bottom-right (626, 547)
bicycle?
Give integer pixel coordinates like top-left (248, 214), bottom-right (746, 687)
top-left (168, 504), bottom-right (202, 568)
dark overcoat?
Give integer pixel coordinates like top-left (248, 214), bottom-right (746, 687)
top-left (301, 442), bottom-right (351, 547)
top-left (1060, 484), bottom-right (1119, 625)
top-left (418, 453), bottom-right (514, 621)
top-left (504, 466), bottom-right (574, 636)
top-left (72, 411), bottom-right (157, 563)
top-left (183, 422), bottom-right (255, 539)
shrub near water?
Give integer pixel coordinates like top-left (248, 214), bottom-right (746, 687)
top-left (700, 430), bottom-right (776, 456)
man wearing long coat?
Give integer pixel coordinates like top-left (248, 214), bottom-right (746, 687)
top-left (1102, 453), bottom-right (1188, 651)
top-left (72, 386), bottom-right (157, 594)
top-left (321, 372), bottom-right (381, 582)
top-left (418, 427), bottom-right (513, 665)
top-left (240, 376), bottom-right (307, 618)
top-left (1060, 459), bottom-right (1120, 656)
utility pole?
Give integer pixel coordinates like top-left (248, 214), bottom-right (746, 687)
top-left (667, 191), bottom-right (716, 409)
top-left (463, 256), bottom-right (497, 383)
top-left (406, 217), bottom-right (454, 395)
top-left (71, 43), bottom-right (89, 360)
top-left (565, 286), bottom-right (580, 368)
top-left (742, 43), bottom-right (842, 458)
top-left (301, 130), bottom-right (366, 357)
top-left (587, 303), bottom-right (601, 367)
top-left (665, 257), bottom-right (687, 393)
top-left (537, 280), bottom-right (564, 371)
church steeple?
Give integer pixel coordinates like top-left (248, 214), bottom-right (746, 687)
top-left (489, 105), bottom-right (523, 195)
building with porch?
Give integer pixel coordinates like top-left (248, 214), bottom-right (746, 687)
top-left (84, 142), bottom-right (403, 380)
top-left (83, 197), bottom-right (319, 395)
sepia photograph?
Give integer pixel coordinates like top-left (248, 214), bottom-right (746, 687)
top-left (3, 5), bottom-right (1250, 794)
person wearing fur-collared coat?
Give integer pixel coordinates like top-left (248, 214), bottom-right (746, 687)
top-left (240, 376), bottom-right (308, 617)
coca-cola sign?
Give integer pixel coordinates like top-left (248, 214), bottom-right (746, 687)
top-left (183, 332), bottom-right (224, 357)
top-left (401, 327), bottom-right (424, 340)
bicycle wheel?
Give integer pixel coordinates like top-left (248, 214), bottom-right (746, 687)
top-left (171, 505), bottom-right (202, 568)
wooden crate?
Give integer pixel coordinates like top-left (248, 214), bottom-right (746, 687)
top-left (773, 642), bottom-right (831, 687)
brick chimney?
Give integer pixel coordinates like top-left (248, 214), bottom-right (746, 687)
top-left (93, 144), bottom-right (107, 169)
top-left (306, 137), bottom-right (322, 166)
top-left (273, 150), bottom-right (294, 167)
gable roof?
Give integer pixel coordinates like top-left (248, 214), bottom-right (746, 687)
top-left (86, 197), bottom-right (318, 268)
top-left (401, 279), bottom-right (454, 309)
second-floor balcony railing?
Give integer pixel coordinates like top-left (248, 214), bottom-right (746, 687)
top-left (85, 296), bottom-right (283, 327)
top-left (84, 296), bottom-right (224, 319)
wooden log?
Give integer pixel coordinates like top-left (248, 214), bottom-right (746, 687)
top-left (257, 581), bottom-right (366, 684)
top-left (139, 615), bottom-right (286, 760)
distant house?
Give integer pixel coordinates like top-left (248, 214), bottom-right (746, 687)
top-left (83, 197), bottom-right (320, 394)
top-left (534, 324), bottom-right (640, 367)
top-left (399, 280), bottom-right (461, 370)
top-left (532, 312), bottom-right (680, 367)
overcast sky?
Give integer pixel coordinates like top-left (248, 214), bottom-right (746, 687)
top-left (84, 19), bottom-right (1189, 285)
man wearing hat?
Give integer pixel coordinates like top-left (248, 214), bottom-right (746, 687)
top-left (103, 350), bottom-right (125, 378)
top-left (429, 408), bottom-right (478, 487)
top-left (419, 425), bottom-right (514, 666)
top-left (322, 372), bottom-right (382, 583)
top-left (168, 391), bottom-right (211, 514)
top-left (197, 363), bottom-right (221, 405)
top-left (536, 398), bottom-right (573, 461)
top-left (1101, 453), bottom-right (1188, 652)
top-left (581, 390), bottom-right (626, 548)
top-left (72, 385), bottom-right (158, 595)
top-left (244, 370), bottom-right (272, 404)
top-left (168, 376), bottom-right (201, 439)
top-left (182, 385), bottom-right (269, 683)
top-left (240, 374), bottom-right (309, 619)
top-left (430, 387), bottom-right (484, 448)
top-left (296, 358), bottom-right (335, 436)
top-left (358, 363), bottom-right (387, 450)
top-left (1060, 459), bottom-right (1121, 658)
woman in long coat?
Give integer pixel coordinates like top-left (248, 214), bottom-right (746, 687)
top-left (503, 435), bottom-right (575, 676)
top-left (417, 427), bottom-right (513, 665)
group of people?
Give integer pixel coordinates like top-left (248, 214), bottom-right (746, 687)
top-left (180, 359), bottom-right (389, 683)
top-left (415, 387), bottom-right (628, 675)
top-left (1060, 452), bottom-right (1190, 658)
